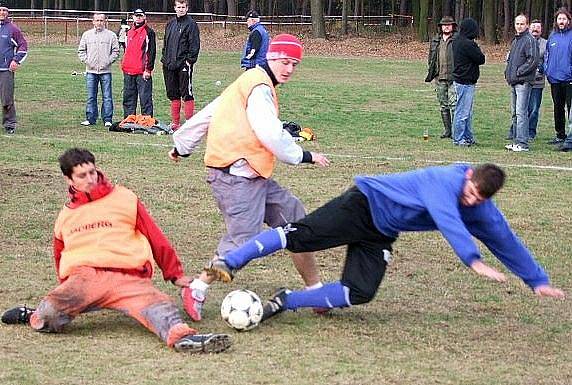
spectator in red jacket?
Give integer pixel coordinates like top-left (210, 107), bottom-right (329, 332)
top-left (121, 8), bottom-right (156, 118)
top-left (1, 148), bottom-right (231, 354)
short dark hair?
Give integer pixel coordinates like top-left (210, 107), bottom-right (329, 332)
top-left (472, 163), bottom-right (506, 199)
top-left (58, 148), bottom-right (96, 178)
top-left (531, 19), bottom-right (542, 24)
top-left (515, 13), bottom-right (529, 24)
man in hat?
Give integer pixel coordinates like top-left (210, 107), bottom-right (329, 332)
top-left (425, 16), bottom-right (457, 139)
top-left (0, 2), bottom-right (28, 135)
top-left (168, 34), bottom-right (330, 322)
top-left (240, 10), bottom-right (270, 70)
top-left (121, 8), bottom-right (156, 118)
top-left (161, 0), bottom-right (200, 130)
top-left (504, 14), bottom-right (538, 153)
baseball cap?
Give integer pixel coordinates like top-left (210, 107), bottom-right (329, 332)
top-left (133, 8), bottom-right (145, 16)
top-left (246, 10), bottom-right (259, 19)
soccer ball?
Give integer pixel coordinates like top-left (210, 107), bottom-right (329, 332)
top-left (220, 289), bottom-right (263, 331)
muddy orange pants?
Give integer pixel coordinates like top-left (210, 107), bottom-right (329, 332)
top-left (30, 266), bottom-right (195, 347)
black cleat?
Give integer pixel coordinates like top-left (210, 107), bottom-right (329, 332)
top-left (173, 333), bottom-right (232, 354)
top-left (261, 288), bottom-right (291, 322)
top-left (204, 258), bottom-right (234, 283)
top-left (1, 306), bottom-right (35, 324)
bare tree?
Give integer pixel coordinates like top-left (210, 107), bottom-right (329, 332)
top-left (311, 0), bottom-right (326, 37)
top-left (227, 0), bottom-right (236, 16)
top-left (342, 0), bottom-right (348, 34)
top-left (484, 0), bottom-right (497, 42)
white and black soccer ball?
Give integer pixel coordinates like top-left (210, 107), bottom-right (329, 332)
top-left (220, 289), bottom-right (263, 331)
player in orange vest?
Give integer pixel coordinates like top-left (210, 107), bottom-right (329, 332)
top-left (1, 148), bottom-right (231, 354)
top-left (168, 34), bottom-right (330, 322)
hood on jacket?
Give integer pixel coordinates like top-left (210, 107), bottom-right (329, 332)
top-left (459, 18), bottom-right (479, 40)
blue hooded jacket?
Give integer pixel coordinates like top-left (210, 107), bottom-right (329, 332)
top-left (544, 27), bottom-right (572, 83)
top-left (240, 23), bottom-right (269, 69)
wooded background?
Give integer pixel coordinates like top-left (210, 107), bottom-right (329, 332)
top-left (8, 1), bottom-right (572, 42)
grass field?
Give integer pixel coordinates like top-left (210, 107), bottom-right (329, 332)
top-left (0, 46), bottom-right (571, 385)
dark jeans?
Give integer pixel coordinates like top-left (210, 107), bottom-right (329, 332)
top-left (123, 73), bottom-right (154, 117)
top-left (528, 87), bottom-right (543, 139)
top-left (549, 82), bottom-right (571, 139)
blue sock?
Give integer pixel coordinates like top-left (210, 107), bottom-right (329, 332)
top-left (224, 228), bottom-right (287, 269)
top-left (285, 281), bottom-right (350, 310)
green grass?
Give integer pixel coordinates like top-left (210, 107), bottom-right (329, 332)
top-left (1, 46), bottom-right (571, 385)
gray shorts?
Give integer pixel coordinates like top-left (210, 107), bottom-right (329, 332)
top-left (207, 168), bottom-right (306, 257)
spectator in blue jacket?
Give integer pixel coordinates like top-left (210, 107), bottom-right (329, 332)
top-left (544, 8), bottom-right (572, 144)
top-left (0, 2), bottom-right (28, 135)
top-left (240, 10), bottom-right (270, 70)
top-left (206, 164), bottom-right (565, 322)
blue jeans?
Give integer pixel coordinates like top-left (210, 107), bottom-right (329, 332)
top-left (453, 82), bottom-right (475, 144)
top-left (528, 87), bottom-right (543, 139)
top-left (507, 83), bottom-right (532, 147)
top-left (86, 73), bottom-right (113, 124)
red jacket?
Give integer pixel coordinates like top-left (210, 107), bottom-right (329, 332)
top-left (121, 23), bottom-right (156, 75)
top-left (53, 172), bottom-right (183, 283)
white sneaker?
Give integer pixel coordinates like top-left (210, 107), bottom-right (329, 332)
top-left (80, 120), bottom-right (92, 126)
top-left (511, 144), bottom-right (529, 152)
top-left (504, 143), bottom-right (514, 150)
top-left (104, 122), bottom-right (112, 127)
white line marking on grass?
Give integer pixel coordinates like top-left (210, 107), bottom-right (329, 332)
top-left (5, 134), bottom-right (572, 172)
top-left (323, 153), bottom-right (572, 172)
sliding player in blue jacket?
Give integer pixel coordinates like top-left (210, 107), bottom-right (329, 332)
top-left (206, 163), bottom-right (565, 321)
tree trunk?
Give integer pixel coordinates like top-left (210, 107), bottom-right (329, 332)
top-left (484, 0), bottom-right (496, 43)
top-left (250, 0), bottom-right (257, 11)
top-left (311, 0), bottom-right (326, 38)
top-left (342, 0), bottom-right (348, 35)
top-left (418, 0), bottom-right (429, 41)
top-left (119, 0), bottom-right (128, 12)
top-left (412, 0), bottom-right (420, 27)
top-left (227, 0), bottom-right (236, 16)
top-left (503, 0), bottom-right (511, 41)
top-left (443, 0), bottom-right (452, 17)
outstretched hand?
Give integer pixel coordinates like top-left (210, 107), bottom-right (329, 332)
top-left (470, 260), bottom-right (507, 282)
top-left (311, 152), bottom-right (330, 167)
top-left (534, 285), bottom-right (566, 299)
top-left (168, 148), bottom-right (180, 162)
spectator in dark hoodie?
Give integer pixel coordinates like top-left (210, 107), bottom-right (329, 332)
top-left (451, 18), bottom-right (485, 147)
top-left (544, 8), bottom-right (572, 145)
top-left (504, 14), bottom-right (539, 153)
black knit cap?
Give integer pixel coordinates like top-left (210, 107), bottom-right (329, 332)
top-left (0, 1), bottom-right (9, 9)
top-left (246, 10), bottom-right (259, 19)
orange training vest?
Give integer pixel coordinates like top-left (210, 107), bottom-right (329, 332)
top-left (204, 67), bottom-right (279, 178)
top-left (53, 186), bottom-right (153, 279)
